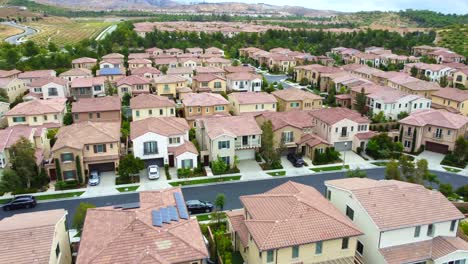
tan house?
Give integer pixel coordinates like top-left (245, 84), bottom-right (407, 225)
top-left (192, 74), bottom-right (226, 93)
top-left (0, 209), bottom-right (72, 264)
top-left (294, 64), bottom-right (342, 87)
top-left (268, 54), bottom-right (297, 72)
top-left (205, 57), bottom-right (231, 69)
top-left (431, 88), bottom-right (468, 116)
top-left (228, 92), bottom-right (277, 115)
top-left (102, 53), bottom-right (124, 60)
top-left (131, 66), bottom-right (161, 80)
top-left (6, 98), bottom-right (67, 128)
top-left (0, 78), bottom-right (27, 103)
top-left (72, 57), bottom-right (97, 70)
top-left (59, 68), bottom-right (92, 82)
top-left (77, 188), bottom-right (208, 264)
top-left (128, 58), bottom-right (152, 70)
top-left (0, 69), bottom-right (21, 79)
top-left (272, 89), bottom-right (323, 111)
top-left (96, 68), bottom-right (125, 82)
top-left (182, 92), bottom-right (230, 127)
top-left (47, 121), bottom-right (120, 181)
top-left (227, 181), bottom-right (362, 264)
top-left (452, 68), bottom-right (468, 89)
top-left (130, 94), bottom-right (176, 121)
top-left (224, 66), bottom-right (256, 74)
top-left (128, 53), bottom-right (151, 60)
top-left (116, 75), bottom-right (151, 97)
top-left (195, 66), bottom-right (226, 77)
top-left (145, 47), bottom-right (164, 57)
top-left (186, 47), bottom-right (204, 56)
top-left (386, 74), bottom-right (440, 99)
top-left (399, 109), bottom-right (468, 154)
top-left (154, 75), bottom-right (188, 98)
top-left (70, 76), bottom-right (107, 99)
top-left (18, 70), bottom-right (56, 84)
top-left (72, 96), bottom-right (121, 123)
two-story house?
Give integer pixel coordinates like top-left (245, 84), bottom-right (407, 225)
top-left (70, 77), bottom-right (107, 99)
top-left (99, 59), bottom-right (124, 70)
top-left (205, 57), bottom-right (231, 69)
top-left (96, 68), bottom-right (125, 82)
top-left (0, 69), bottom-right (21, 79)
top-left (47, 121), bottom-right (120, 181)
top-left (196, 115), bottom-right (262, 166)
top-left (386, 74), bottom-right (441, 99)
top-left (6, 98), bottom-right (67, 129)
top-left (325, 178), bottom-right (468, 264)
top-left (228, 92), bottom-right (277, 115)
top-left (101, 53), bottom-right (124, 61)
top-left (167, 67), bottom-right (194, 84)
top-left (308, 108), bottom-right (371, 151)
top-left (130, 117), bottom-right (197, 169)
top-left (272, 89), bottom-right (323, 112)
top-left (130, 94), bottom-right (176, 121)
top-left (59, 68), bottom-right (92, 82)
top-left (154, 75), bottom-right (188, 98)
top-left (191, 74), bottom-right (227, 93)
top-left (0, 101), bottom-right (9, 127)
top-left (431, 88), bottom-right (468, 116)
top-left (196, 66), bottom-right (226, 78)
top-left (128, 59), bottom-right (152, 70)
top-left (72, 57), bottom-right (97, 70)
top-left (182, 92), bottom-right (230, 127)
top-left (18, 70), bottom-right (56, 84)
top-left (27, 77), bottom-right (69, 100)
top-left (399, 109), bottom-right (468, 153)
top-left (226, 72), bottom-right (262, 92)
top-left (72, 96), bottom-right (121, 123)
top-left (227, 181), bottom-right (363, 264)
top-left (186, 47), bottom-right (204, 56)
top-left (145, 47), bottom-right (164, 57)
top-left (452, 68), bottom-right (468, 89)
top-left (404, 63), bottom-right (453, 82)
top-left (116, 75), bottom-right (151, 97)
top-left (0, 78), bottom-right (27, 103)
top-left (131, 66), bottom-right (161, 80)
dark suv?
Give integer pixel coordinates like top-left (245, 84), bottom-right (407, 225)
top-left (2, 195), bottom-right (37, 211)
top-left (186, 200), bottom-right (214, 214)
top-left (287, 153), bottom-right (305, 167)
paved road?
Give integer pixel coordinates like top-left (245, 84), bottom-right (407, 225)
top-left (262, 73), bottom-right (293, 88)
top-left (2, 22), bottom-right (37, 45)
top-left (1, 168), bottom-right (467, 227)
top-left (95, 24), bottom-right (117, 41)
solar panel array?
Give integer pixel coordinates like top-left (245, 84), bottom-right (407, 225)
top-left (168, 206), bottom-right (179, 221)
top-left (174, 192), bottom-right (189, 220)
top-left (150, 192), bottom-right (189, 227)
top-left (151, 210), bottom-right (163, 227)
top-left (160, 207), bottom-right (171, 224)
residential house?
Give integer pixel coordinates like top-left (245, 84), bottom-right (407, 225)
top-left (272, 89), bottom-right (323, 111)
top-left (6, 98), bottom-right (67, 128)
top-left (27, 77), bottom-right (69, 100)
top-left (99, 59), bottom-right (124, 70)
top-left (205, 57), bottom-right (231, 69)
top-left (239, 47), bottom-right (263, 58)
top-left (128, 53), bottom-right (151, 60)
top-left (167, 67), bottom-right (194, 84)
top-left (226, 72), bottom-right (262, 92)
top-left (47, 121), bottom-right (120, 181)
top-left (70, 77), bottom-right (107, 99)
top-left (186, 47), bottom-right (204, 56)
top-left (18, 70), bottom-right (56, 84)
top-left (224, 66), bottom-right (256, 74)
top-left (294, 64), bottom-right (342, 89)
top-left (154, 75), bottom-right (188, 98)
top-left (196, 66), bottom-right (226, 77)
top-left (228, 92), bottom-right (277, 115)
top-left (0, 209), bottom-right (71, 264)
top-left (101, 53), bottom-right (124, 60)
top-left (165, 48), bottom-right (183, 56)
top-left (412, 45), bottom-right (444, 56)
top-left (191, 74), bottom-right (226, 93)
top-left (154, 57), bottom-right (178, 69)
top-left (182, 92), bottom-right (230, 127)
top-left (428, 50), bottom-right (465, 64)
top-left (404, 63), bottom-right (453, 82)
top-left (96, 68), bottom-right (125, 82)
top-left (131, 117), bottom-right (197, 169)
top-left (452, 68), bottom-right (468, 89)
top-left (268, 54), bottom-right (297, 72)
top-left (353, 53), bottom-right (381, 68)
top-left (72, 96), bottom-right (121, 123)
top-left (77, 188), bottom-right (209, 264)
top-left (308, 108), bottom-right (371, 151)
top-left (116, 75), bottom-right (151, 97)
top-left (227, 181), bottom-right (362, 264)
top-left (130, 94), bottom-right (176, 121)
top-left (386, 74), bottom-right (441, 99)
top-left (131, 66), bottom-right (161, 80)
top-left (325, 178), bottom-right (468, 264)
top-left (0, 78), bottom-right (27, 103)
top-left (128, 59), bottom-right (152, 70)
top-left (0, 69), bottom-right (21, 79)
top-left (59, 68), bottom-right (92, 82)
top-left (399, 109), bottom-right (468, 153)
top-left (196, 115), bottom-right (262, 165)
top-left (178, 58), bottom-right (202, 69)
top-left (431, 88), bottom-right (468, 116)
top-left (145, 47), bottom-right (164, 57)
top-left (205, 47), bottom-right (224, 57)
top-left (72, 57), bottom-right (97, 70)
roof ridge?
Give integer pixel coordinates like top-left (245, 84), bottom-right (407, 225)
top-left (166, 219), bottom-right (208, 257)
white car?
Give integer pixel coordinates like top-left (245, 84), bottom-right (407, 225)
top-left (88, 171), bottom-right (100, 186)
top-left (147, 165), bottom-right (160, 180)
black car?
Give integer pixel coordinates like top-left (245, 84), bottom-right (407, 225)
top-left (186, 200), bottom-right (214, 214)
top-left (2, 195), bottom-right (37, 211)
top-left (287, 153), bottom-right (305, 167)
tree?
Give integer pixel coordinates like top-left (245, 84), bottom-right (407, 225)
top-left (211, 156), bottom-right (228, 175)
top-left (346, 168), bottom-right (367, 178)
top-left (160, 65), bottom-right (168, 74)
top-left (439, 75), bottom-right (448, 87)
top-left (385, 159), bottom-right (401, 180)
top-left (63, 112), bottom-right (73, 125)
top-left (439, 183), bottom-right (454, 197)
top-left (9, 137), bottom-right (38, 189)
top-left (260, 120), bottom-right (281, 169)
top-left (215, 193), bottom-right (226, 211)
top-left (327, 87), bottom-right (336, 105)
top-left (72, 202), bottom-right (96, 232)
top-left (397, 111), bottom-right (409, 120)
top-left (231, 60), bottom-right (240, 66)
top-left (399, 155), bottom-right (415, 181)
top-left (0, 89), bottom-right (9, 103)
top-left (277, 83), bottom-right (284, 90)
top-left (48, 42), bottom-right (58, 52)
top-left (453, 136), bottom-right (468, 164)
top-left (355, 88), bottom-right (367, 115)
top-left (118, 154), bottom-right (145, 182)
top-left (414, 159), bottom-right (429, 185)
top-left (76, 156), bottom-right (83, 184)
top-left (47, 128), bottom-right (59, 147)
top-left (23, 40), bottom-right (40, 57)
top-left (122, 93), bottom-right (131, 107)
top-left (299, 78), bottom-right (309, 86)
top-left (0, 169), bottom-right (24, 193)
top-left (5, 49), bottom-right (20, 66)
top-left (456, 185), bottom-right (468, 202)
top-left (55, 158), bottom-right (62, 181)
top-left (410, 66), bottom-right (418, 77)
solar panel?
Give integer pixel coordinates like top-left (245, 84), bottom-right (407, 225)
top-left (161, 207), bottom-right (171, 223)
top-left (174, 192), bottom-right (189, 220)
top-left (151, 210), bottom-right (163, 227)
top-left (113, 202), bottom-right (140, 210)
top-left (168, 206), bottom-right (179, 221)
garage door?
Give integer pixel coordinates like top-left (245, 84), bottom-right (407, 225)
top-left (144, 158), bottom-right (164, 167)
top-left (426, 141), bottom-right (449, 154)
top-left (88, 162), bottom-right (115, 173)
top-left (334, 141), bottom-right (352, 151)
top-left (236, 150), bottom-right (255, 160)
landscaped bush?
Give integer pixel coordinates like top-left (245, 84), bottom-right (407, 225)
top-left (255, 152), bottom-right (262, 162)
top-left (313, 147), bottom-right (341, 165)
top-left (442, 152), bottom-right (467, 169)
top-left (55, 180), bottom-right (79, 190)
top-left (164, 164), bottom-right (171, 180)
top-left (177, 167), bottom-right (206, 178)
top-left (12, 188), bottom-right (38, 195)
top-left (366, 133), bottom-right (403, 159)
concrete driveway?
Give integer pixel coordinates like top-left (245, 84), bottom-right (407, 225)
top-left (138, 167), bottom-right (172, 191)
top-left (82, 171), bottom-right (119, 197)
top-left (340, 151), bottom-right (373, 169)
top-left (237, 160), bottom-right (269, 180)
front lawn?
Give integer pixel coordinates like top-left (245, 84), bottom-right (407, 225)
top-left (169, 176), bottom-right (241, 187)
top-left (267, 171), bottom-right (286, 177)
top-left (311, 165), bottom-right (349, 172)
top-left (196, 212), bottom-right (227, 222)
top-left (35, 191), bottom-right (85, 201)
top-left (116, 185), bottom-right (140, 192)
top-left (371, 161), bottom-right (389, 167)
top-left (443, 167), bottom-right (462, 173)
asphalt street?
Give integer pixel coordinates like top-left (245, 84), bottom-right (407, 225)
top-left (2, 22), bottom-right (37, 44)
top-left (1, 168), bottom-right (467, 227)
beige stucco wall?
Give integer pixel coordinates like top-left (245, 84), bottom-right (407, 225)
top-left (50, 147), bottom-right (84, 181)
top-left (229, 96), bottom-right (277, 115)
top-left (400, 123), bottom-right (467, 152)
top-left (275, 97), bottom-right (322, 112)
top-left (155, 81), bottom-right (187, 98)
top-left (1, 79), bottom-right (27, 103)
top-left (192, 79), bottom-right (226, 93)
top-left (73, 111), bottom-right (121, 123)
top-left (432, 95), bottom-right (468, 116)
top-left (8, 111), bottom-right (65, 127)
top-left (48, 214), bottom-right (72, 264)
top-left (132, 106), bottom-right (176, 121)
top-left (117, 83), bottom-right (151, 97)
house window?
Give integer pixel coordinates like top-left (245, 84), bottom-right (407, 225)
top-left (93, 85), bottom-right (101, 91)
top-left (94, 144), bottom-right (106, 153)
top-left (342, 237), bottom-right (349, 249)
top-left (326, 189), bottom-right (331, 200)
top-left (55, 243), bottom-right (60, 258)
top-left (33, 116), bottom-right (37, 122)
top-left (170, 108), bottom-right (174, 115)
top-left (182, 159), bottom-right (193, 169)
top-left (48, 87), bottom-right (58, 96)
top-left (215, 106), bottom-right (225, 111)
top-left (435, 128), bottom-right (443, 138)
top-left (356, 241), bottom-right (364, 256)
top-left (110, 143), bottom-right (113, 149)
top-left (346, 205), bottom-right (354, 220)
top-left (74, 114), bottom-right (79, 120)
top-left (54, 114), bottom-right (58, 120)
top-left (221, 156), bottom-right (230, 166)
top-left (218, 141), bottom-right (230, 149)
top-left (414, 225), bottom-right (421, 237)
top-left (197, 107), bottom-right (201, 113)
top-left (214, 82), bottom-right (222, 88)
top-left (43, 115), bottom-right (48, 121)
top-left (290, 102), bottom-right (300, 108)
top-left (63, 170), bottom-right (76, 181)
top-left (136, 85), bottom-right (143, 90)
top-left (450, 220), bottom-right (456, 232)
top-left (169, 137), bottom-right (180, 144)
top-left (96, 113), bottom-right (101, 119)
top-left (148, 109), bottom-right (153, 115)
top-left (315, 241), bottom-right (323, 254)
top-left (404, 140), bottom-right (411, 148)
top-left (189, 107), bottom-right (192, 113)
top-left (143, 141), bottom-right (158, 155)
top-left (201, 82), bottom-right (209, 87)
top-left (89, 113), bottom-right (93, 119)
top-left (60, 153), bottom-right (74, 162)
top-left (136, 110), bottom-right (140, 117)
top-left (282, 131), bottom-right (294, 143)
top-left (292, 246), bottom-right (299, 258)
top-left (266, 250), bottom-right (274, 263)
top-left (12, 116), bottom-right (26, 122)
top-left (427, 224), bottom-right (435, 237)
top-left (206, 107), bottom-right (209, 113)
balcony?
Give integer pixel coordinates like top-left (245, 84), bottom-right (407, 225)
top-left (339, 132), bottom-right (350, 139)
top-left (235, 138), bottom-right (260, 149)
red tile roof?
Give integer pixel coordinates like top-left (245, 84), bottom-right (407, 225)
top-left (258, 110), bottom-right (314, 130)
top-left (6, 98), bottom-right (67, 116)
top-left (168, 141), bottom-right (198, 157)
top-left (130, 117), bottom-right (189, 139)
top-left (229, 92), bottom-right (277, 104)
top-left (72, 96), bottom-right (121, 113)
top-left (29, 76), bottom-right (67, 87)
top-left (116, 75), bottom-right (150, 86)
top-left (201, 115), bottom-right (261, 138)
top-left (182, 92), bottom-right (228, 107)
top-left (52, 122), bottom-right (120, 151)
top-left (192, 73), bottom-right (226, 82)
top-left (72, 57), bottom-right (97, 64)
top-left (130, 94), bottom-right (175, 109)
top-left (433, 88), bottom-right (468, 102)
top-left (272, 88), bottom-right (322, 101)
top-left (309, 108), bottom-right (369, 125)
top-left (400, 109), bottom-right (468, 129)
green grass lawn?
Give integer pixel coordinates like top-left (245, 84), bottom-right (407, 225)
top-left (371, 162), bottom-right (389, 167)
top-left (443, 167), bottom-right (462, 173)
top-left (169, 176), bottom-right (241, 187)
top-left (116, 185), bottom-right (140, 193)
top-left (311, 165), bottom-right (350, 172)
top-left (196, 212), bottom-right (227, 222)
top-left (267, 171), bottom-right (286, 177)
top-left (0, 191), bottom-right (84, 204)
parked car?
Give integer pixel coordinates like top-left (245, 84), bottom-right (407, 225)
top-left (89, 171), bottom-right (101, 186)
top-left (287, 153), bottom-right (305, 167)
top-left (147, 165), bottom-right (160, 180)
top-left (2, 195), bottom-right (36, 211)
top-left (186, 200), bottom-right (214, 214)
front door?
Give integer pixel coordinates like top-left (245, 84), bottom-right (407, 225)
top-left (49, 168), bottom-right (57, 181)
top-left (242, 136), bottom-right (248, 146)
top-left (203, 155), bottom-right (209, 166)
top-left (168, 154), bottom-right (175, 167)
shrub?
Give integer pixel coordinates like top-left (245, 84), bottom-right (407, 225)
top-left (165, 164), bottom-right (171, 180)
top-left (356, 147), bottom-right (363, 155)
top-left (12, 188), bottom-right (38, 195)
top-left (255, 152), bottom-right (262, 162)
top-left (55, 180), bottom-right (79, 190)
top-left (346, 168), bottom-right (367, 178)
top-left (442, 151), bottom-right (467, 168)
top-left (211, 156), bottom-right (228, 175)
top-left (177, 168), bottom-right (192, 178)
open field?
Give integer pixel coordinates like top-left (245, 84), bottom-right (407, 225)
top-left (23, 17), bottom-right (113, 46)
top-left (0, 24), bottom-right (23, 40)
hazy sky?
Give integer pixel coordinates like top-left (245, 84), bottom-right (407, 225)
top-left (203, 0), bottom-right (468, 14)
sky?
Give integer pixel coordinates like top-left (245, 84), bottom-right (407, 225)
top-left (201, 0), bottom-right (468, 14)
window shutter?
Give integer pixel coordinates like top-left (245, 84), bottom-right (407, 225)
top-left (227, 141), bottom-right (230, 149)
top-left (93, 145), bottom-right (97, 153)
top-left (103, 144), bottom-right (107, 152)
top-left (218, 141), bottom-right (221, 149)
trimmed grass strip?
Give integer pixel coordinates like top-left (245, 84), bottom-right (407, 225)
top-left (311, 165), bottom-right (349, 172)
top-left (443, 167), bottom-right (462, 173)
top-left (267, 171), bottom-right (286, 177)
top-left (35, 191), bottom-right (85, 201)
top-left (169, 176), bottom-right (241, 186)
top-left (196, 212), bottom-right (226, 222)
top-left (116, 185), bottom-right (140, 193)
top-left (371, 162), bottom-right (389, 167)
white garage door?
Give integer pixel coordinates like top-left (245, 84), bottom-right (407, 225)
top-left (236, 150), bottom-right (255, 160)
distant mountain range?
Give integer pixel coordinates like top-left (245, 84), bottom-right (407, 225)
top-left (31, 0), bottom-right (340, 17)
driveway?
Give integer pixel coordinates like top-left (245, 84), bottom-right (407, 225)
top-left (138, 167), bottom-right (172, 191)
top-left (237, 160), bottom-right (268, 180)
top-left (416, 151), bottom-right (448, 171)
top-left (340, 151), bottom-right (374, 169)
top-left (82, 171), bottom-right (119, 197)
